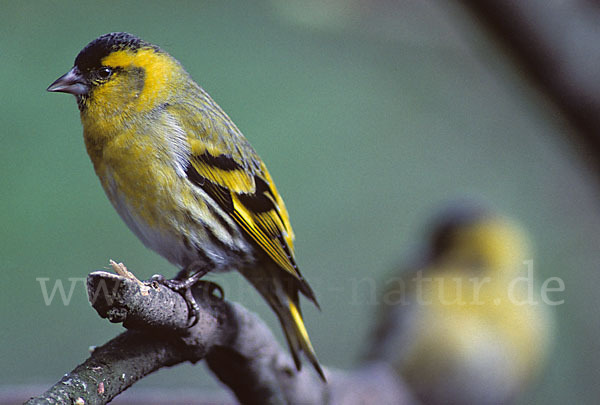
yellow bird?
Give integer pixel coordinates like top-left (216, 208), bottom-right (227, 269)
top-left (367, 204), bottom-right (552, 404)
top-left (47, 32), bottom-right (324, 380)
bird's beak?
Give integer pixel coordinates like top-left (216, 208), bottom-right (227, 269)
top-left (47, 67), bottom-right (89, 95)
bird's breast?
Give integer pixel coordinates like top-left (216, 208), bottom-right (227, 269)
top-left (84, 123), bottom-right (253, 269)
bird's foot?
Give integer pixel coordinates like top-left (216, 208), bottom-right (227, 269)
top-left (150, 272), bottom-right (223, 327)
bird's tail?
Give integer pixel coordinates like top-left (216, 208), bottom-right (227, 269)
top-left (246, 269), bottom-right (326, 381)
top-left (278, 288), bottom-right (326, 381)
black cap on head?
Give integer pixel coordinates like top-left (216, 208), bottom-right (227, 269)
top-left (74, 32), bottom-right (157, 72)
top-left (428, 200), bottom-right (491, 257)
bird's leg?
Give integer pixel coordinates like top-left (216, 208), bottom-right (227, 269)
top-left (151, 263), bottom-right (223, 327)
top-left (166, 264), bottom-right (210, 291)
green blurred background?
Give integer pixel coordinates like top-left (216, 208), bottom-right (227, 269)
top-left (1, 0), bottom-right (599, 403)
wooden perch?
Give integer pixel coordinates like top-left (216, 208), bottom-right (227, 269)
top-left (25, 265), bottom-right (413, 404)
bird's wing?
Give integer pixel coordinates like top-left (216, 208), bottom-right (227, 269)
top-left (166, 100), bottom-right (305, 283)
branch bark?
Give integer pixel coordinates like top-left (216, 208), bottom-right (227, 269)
top-left (25, 267), bottom-right (413, 404)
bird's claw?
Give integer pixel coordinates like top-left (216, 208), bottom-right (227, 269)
top-left (149, 275), bottom-right (224, 328)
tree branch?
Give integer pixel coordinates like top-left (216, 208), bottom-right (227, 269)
top-left (25, 266), bottom-right (413, 404)
top-left (458, 0), bottom-right (600, 175)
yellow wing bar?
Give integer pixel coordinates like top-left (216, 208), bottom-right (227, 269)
top-left (186, 153), bottom-right (301, 280)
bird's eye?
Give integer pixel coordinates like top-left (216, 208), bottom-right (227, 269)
top-left (97, 67), bottom-right (113, 80)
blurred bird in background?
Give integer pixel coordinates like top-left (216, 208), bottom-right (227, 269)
top-left (366, 202), bottom-right (553, 404)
